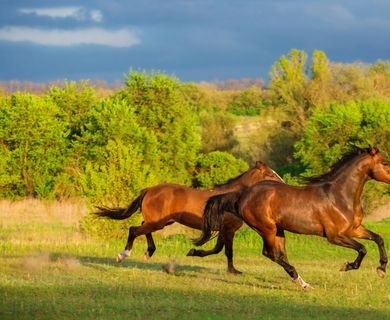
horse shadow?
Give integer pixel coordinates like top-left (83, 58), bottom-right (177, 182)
top-left (77, 255), bottom-right (206, 273)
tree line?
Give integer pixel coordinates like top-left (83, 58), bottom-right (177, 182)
top-left (1, 50), bottom-right (389, 214)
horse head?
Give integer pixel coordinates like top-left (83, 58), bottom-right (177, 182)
top-left (249, 160), bottom-right (284, 184)
top-left (369, 146), bottom-right (390, 184)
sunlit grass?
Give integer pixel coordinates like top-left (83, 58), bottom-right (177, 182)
top-left (1, 200), bottom-right (390, 319)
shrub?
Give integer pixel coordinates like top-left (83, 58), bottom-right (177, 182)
top-left (0, 93), bottom-right (68, 198)
top-left (193, 151), bottom-right (248, 188)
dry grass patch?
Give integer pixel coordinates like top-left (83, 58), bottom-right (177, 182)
top-left (0, 198), bottom-right (87, 227)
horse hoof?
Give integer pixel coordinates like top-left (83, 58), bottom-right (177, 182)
top-left (376, 267), bottom-right (385, 278)
top-left (228, 268), bottom-right (243, 275)
top-left (293, 275), bottom-right (312, 290)
top-left (144, 252), bottom-right (150, 261)
top-left (186, 249), bottom-right (196, 256)
top-left (340, 262), bottom-right (350, 272)
top-left (116, 255), bottom-right (123, 263)
top-left (302, 284), bottom-right (313, 291)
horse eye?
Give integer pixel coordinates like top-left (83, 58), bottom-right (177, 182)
top-left (382, 161), bottom-right (390, 166)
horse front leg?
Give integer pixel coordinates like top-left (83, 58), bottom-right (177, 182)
top-left (352, 225), bottom-right (387, 277)
top-left (144, 233), bottom-right (156, 261)
top-left (327, 235), bottom-right (367, 271)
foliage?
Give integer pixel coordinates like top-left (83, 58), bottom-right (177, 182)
top-left (114, 71), bottom-right (201, 184)
top-left (295, 99), bottom-right (390, 212)
top-left (295, 100), bottom-right (390, 173)
top-left (268, 49), bottom-right (309, 129)
top-left (192, 151), bottom-right (248, 188)
top-left (227, 87), bottom-right (264, 116)
top-left (0, 94), bottom-right (68, 198)
top-left (200, 111), bottom-right (238, 153)
top-left (1, 55), bottom-right (390, 218)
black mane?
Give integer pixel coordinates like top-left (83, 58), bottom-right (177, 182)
top-left (213, 171), bottom-right (247, 188)
top-left (301, 146), bottom-right (374, 184)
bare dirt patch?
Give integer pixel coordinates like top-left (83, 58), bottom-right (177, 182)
top-left (21, 251), bottom-right (82, 273)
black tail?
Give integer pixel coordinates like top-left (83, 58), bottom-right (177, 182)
top-left (193, 191), bottom-right (242, 246)
top-left (93, 189), bottom-right (148, 220)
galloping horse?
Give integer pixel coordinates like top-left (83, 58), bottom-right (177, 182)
top-left (195, 146), bottom-right (390, 288)
top-left (94, 161), bottom-right (283, 273)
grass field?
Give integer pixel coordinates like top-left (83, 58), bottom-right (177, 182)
top-left (1, 200), bottom-right (390, 320)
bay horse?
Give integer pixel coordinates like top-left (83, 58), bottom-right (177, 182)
top-left (195, 146), bottom-right (390, 288)
top-left (94, 161), bottom-right (283, 273)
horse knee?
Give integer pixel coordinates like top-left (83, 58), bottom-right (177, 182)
top-left (376, 235), bottom-right (385, 247)
top-left (359, 246), bottom-right (367, 256)
top-left (262, 247), bottom-right (275, 260)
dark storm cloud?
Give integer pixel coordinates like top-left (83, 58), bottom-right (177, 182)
top-left (0, 0), bottom-right (389, 83)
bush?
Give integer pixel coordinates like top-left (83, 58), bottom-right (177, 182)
top-left (227, 87), bottom-right (264, 116)
top-left (0, 94), bottom-right (68, 198)
top-left (295, 99), bottom-right (390, 213)
top-left (193, 151), bottom-right (248, 188)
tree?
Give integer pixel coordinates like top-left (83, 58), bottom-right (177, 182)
top-left (0, 94), bottom-right (68, 198)
top-left (307, 50), bottom-right (332, 107)
top-left (114, 71), bottom-right (201, 183)
top-left (268, 49), bottom-right (309, 130)
top-left (192, 151), bottom-right (248, 188)
top-left (294, 99), bottom-right (390, 212)
top-left (295, 100), bottom-right (390, 175)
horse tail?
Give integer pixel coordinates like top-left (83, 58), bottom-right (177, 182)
top-left (193, 191), bottom-right (242, 246)
top-left (93, 189), bottom-right (148, 220)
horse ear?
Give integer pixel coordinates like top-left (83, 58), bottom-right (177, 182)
top-left (370, 145), bottom-right (378, 155)
top-left (255, 160), bottom-right (265, 170)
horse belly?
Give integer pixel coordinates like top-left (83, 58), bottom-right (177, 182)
top-left (170, 211), bottom-right (203, 230)
top-left (277, 206), bottom-right (324, 236)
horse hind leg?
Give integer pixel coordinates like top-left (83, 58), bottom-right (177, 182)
top-left (117, 225), bottom-right (138, 262)
top-left (224, 231), bottom-right (242, 274)
top-left (117, 222), bottom-right (161, 263)
top-left (262, 230), bottom-right (312, 290)
top-left (187, 233), bottom-right (224, 257)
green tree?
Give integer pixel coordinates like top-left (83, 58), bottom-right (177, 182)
top-left (307, 50), bottom-right (332, 107)
top-left (294, 100), bottom-right (390, 212)
top-left (114, 71), bottom-right (201, 183)
top-left (200, 111), bottom-right (238, 153)
top-left (49, 81), bottom-right (97, 141)
top-left (295, 100), bottom-right (390, 174)
top-left (192, 151), bottom-right (248, 188)
top-left (227, 87), bottom-right (264, 116)
top-left (0, 94), bottom-right (68, 198)
top-left (268, 49), bottom-right (309, 130)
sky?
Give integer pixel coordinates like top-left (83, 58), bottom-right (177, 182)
top-left (1, 0), bottom-right (390, 84)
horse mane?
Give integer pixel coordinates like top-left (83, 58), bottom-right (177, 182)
top-left (213, 171), bottom-right (247, 188)
top-left (301, 145), bottom-right (374, 184)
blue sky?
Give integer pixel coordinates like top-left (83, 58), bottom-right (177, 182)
top-left (1, 0), bottom-right (390, 83)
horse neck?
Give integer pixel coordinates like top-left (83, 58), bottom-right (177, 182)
top-left (214, 179), bottom-right (246, 193)
top-left (332, 156), bottom-right (371, 207)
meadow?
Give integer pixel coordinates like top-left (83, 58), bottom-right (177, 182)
top-left (1, 199), bottom-right (390, 320)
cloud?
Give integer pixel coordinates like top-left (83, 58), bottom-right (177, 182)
top-left (19, 7), bottom-right (103, 22)
top-left (20, 7), bottom-right (83, 19)
top-left (90, 9), bottom-right (103, 22)
top-left (0, 26), bottom-right (141, 48)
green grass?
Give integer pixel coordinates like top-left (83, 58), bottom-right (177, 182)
top-left (1, 212), bottom-right (390, 320)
